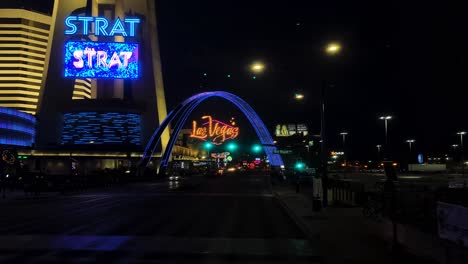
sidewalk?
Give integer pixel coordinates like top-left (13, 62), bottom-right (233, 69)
top-left (273, 183), bottom-right (439, 264)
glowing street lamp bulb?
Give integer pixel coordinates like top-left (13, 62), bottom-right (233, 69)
top-left (457, 131), bottom-right (467, 135)
top-left (294, 93), bottom-right (304, 100)
top-left (406, 139), bottom-right (415, 143)
top-left (340, 132), bottom-right (348, 135)
top-left (251, 62), bottom-right (265, 73)
top-left (325, 42), bottom-right (341, 55)
top-left (379, 115), bottom-right (392, 120)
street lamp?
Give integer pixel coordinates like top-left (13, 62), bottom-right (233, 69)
top-left (340, 132), bottom-right (348, 164)
top-left (339, 132), bottom-right (348, 145)
top-left (457, 131), bottom-right (466, 177)
top-left (379, 115), bottom-right (393, 145)
top-left (294, 93), bottom-right (304, 100)
top-left (405, 139), bottom-right (415, 152)
top-left (376, 144), bottom-right (382, 160)
top-left (321, 42), bottom-right (342, 208)
top-left (325, 42), bottom-right (341, 55)
top-left (250, 62), bottom-right (265, 73)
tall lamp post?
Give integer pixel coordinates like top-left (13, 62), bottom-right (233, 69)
top-left (321, 42), bottom-right (341, 207)
top-left (457, 131), bottom-right (466, 177)
top-left (376, 144), bottom-right (382, 160)
top-left (379, 115), bottom-right (392, 158)
top-left (340, 132), bottom-right (348, 164)
top-left (405, 139), bottom-right (415, 153)
top-left (379, 115), bottom-right (392, 145)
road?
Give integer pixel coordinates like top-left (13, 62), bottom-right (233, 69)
top-left (0, 172), bottom-right (318, 263)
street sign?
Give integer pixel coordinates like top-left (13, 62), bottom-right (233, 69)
top-left (273, 149), bottom-right (293, 154)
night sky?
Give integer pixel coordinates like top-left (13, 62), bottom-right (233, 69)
top-left (156, 0), bottom-right (467, 160)
top-left (7, 0), bottom-right (467, 160)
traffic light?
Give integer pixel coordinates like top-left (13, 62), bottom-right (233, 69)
top-left (227, 142), bottom-right (238, 152)
top-left (294, 161), bottom-right (305, 171)
top-left (204, 142), bottom-right (213, 150)
top-left (252, 144), bottom-right (262, 153)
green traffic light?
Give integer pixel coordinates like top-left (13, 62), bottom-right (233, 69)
top-left (204, 142), bottom-right (213, 150)
top-left (227, 142), bottom-right (238, 151)
top-left (295, 162), bottom-right (305, 170)
top-left (252, 144), bottom-right (262, 153)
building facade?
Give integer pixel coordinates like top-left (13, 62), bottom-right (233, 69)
top-left (0, 9), bottom-right (52, 115)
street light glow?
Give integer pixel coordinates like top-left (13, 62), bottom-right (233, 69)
top-left (406, 139), bottom-right (415, 143)
top-left (325, 42), bottom-right (341, 55)
top-left (294, 93), bottom-right (304, 100)
top-left (379, 115), bottom-right (392, 120)
top-left (340, 132), bottom-right (348, 135)
top-left (457, 131), bottom-right (467, 135)
top-left (251, 62), bottom-right (265, 73)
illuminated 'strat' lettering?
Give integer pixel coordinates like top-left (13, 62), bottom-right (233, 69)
top-left (64, 16), bottom-right (140, 37)
top-left (72, 48), bottom-right (133, 69)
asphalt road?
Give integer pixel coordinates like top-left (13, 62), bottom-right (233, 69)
top-left (0, 172), bottom-right (318, 263)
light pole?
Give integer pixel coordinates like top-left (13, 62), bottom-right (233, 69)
top-left (321, 42), bottom-right (341, 207)
top-left (340, 132), bottom-right (348, 164)
top-left (379, 115), bottom-right (393, 145)
top-left (457, 131), bottom-right (466, 177)
top-left (376, 144), bottom-right (382, 160)
top-left (405, 139), bottom-right (415, 153)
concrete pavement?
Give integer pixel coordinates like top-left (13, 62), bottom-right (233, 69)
top-left (273, 183), bottom-right (439, 264)
top-left (0, 174), bottom-right (319, 263)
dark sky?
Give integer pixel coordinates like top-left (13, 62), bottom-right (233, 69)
top-left (12, 0), bottom-right (468, 160)
top-left (155, 0), bottom-right (467, 160)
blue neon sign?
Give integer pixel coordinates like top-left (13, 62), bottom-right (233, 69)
top-left (64, 16), bottom-right (140, 37)
top-left (64, 41), bottom-right (139, 79)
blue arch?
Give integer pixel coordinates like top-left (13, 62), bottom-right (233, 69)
top-left (141, 91), bottom-right (283, 169)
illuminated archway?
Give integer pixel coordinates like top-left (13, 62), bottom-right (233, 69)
top-left (141, 91), bottom-right (283, 169)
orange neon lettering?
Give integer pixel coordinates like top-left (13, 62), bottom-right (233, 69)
top-left (190, 115), bottom-right (240, 144)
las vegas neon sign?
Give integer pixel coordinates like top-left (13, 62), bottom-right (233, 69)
top-left (65, 16), bottom-right (140, 37)
top-left (190, 116), bottom-right (240, 145)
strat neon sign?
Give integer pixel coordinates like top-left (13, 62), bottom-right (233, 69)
top-left (190, 116), bottom-right (239, 145)
top-left (64, 41), bottom-right (139, 79)
top-left (65, 16), bottom-right (140, 37)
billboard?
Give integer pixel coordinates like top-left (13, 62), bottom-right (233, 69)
top-left (64, 41), bottom-right (139, 79)
top-left (275, 124), bottom-right (308, 137)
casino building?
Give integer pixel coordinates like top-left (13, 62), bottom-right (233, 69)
top-left (0, 9), bottom-right (52, 115)
top-left (0, 0), bottom-right (197, 173)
